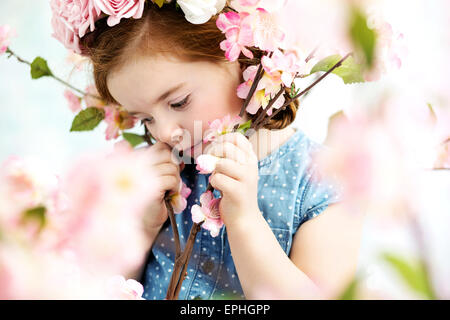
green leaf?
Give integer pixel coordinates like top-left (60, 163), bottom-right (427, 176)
top-left (236, 119), bottom-right (252, 135)
top-left (311, 55), bottom-right (341, 75)
top-left (289, 82), bottom-right (300, 98)
top-left (22, 206), bottom-right (47, 230)
top-left (310, 54), bottom-right (364, 84)
top-left (338, 276), bottom-right (360, 300)
top-left (70, 107), bottom-right (105, 132)
top-left (349, 6), bottom-right (377, 69)
top-left (153, 0), bottom-right (165, 8)
top-left (30, 57), bottom-right (53, 79)
top-left (122, 132), bottom-right (146, 148)
top-left (381, 252), bottom-right (436, 299)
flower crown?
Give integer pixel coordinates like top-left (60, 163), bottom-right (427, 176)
top-left (50, 0), bottom-right (228, 55)
top-left (50, 0), bottom-right (290, 60)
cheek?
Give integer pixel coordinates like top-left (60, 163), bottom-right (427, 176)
top-left (196, 90), bottom-right (243, 124)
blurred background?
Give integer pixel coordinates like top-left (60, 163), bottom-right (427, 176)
top-left (0, 0), bottom-right (449, 299)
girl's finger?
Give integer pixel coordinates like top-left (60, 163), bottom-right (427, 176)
top-left (209, 171), bottom-right (239, 196)
top-left (205, 141), bottom-right (249, 165)
top-left (158, 174), bottom-right (181, 196)
top-left (213, 157), bottom-right (244, 181)
top-left (154, 162), bottom-right (180, 176)
top-left (213, 132), bottom-right (257, 161)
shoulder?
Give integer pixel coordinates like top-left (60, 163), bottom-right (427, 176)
top-left (260, 127), bottom-right (344, 232)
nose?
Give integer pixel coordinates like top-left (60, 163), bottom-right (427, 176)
top-left (155, 122), bottom-right (185, 149)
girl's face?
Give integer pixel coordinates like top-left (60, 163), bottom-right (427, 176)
top-left (107, 54), bottom-right (245, 157)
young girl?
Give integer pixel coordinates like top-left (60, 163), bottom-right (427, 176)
top-left (80, 3), bottom-right (364, 300)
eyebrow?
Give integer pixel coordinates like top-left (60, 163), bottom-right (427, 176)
top-left (129, 82), bottom-right (186, 116)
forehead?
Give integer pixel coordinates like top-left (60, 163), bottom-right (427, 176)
top-left (107, 57), bottom-right (183, 105)
top-left (107, 55), bottom-right (189, 108)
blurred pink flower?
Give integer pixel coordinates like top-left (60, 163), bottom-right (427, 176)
top-left (59, 146), bottom-right (159, 276)
top-left (434, 140), bottom-right (450, 169)
top-left (65, 52), bottom-right (88, 71)
top-left (216, 11), bottom-right (254, 61)
top-left (83, 84), bottom-right (107, 109)
top-left (237, 65), bottom-right (285, 115)
top-left (105, 275), bottom-right (144, 300)
top-left (276, 0), bottom-right (352, 59)
top-left (196, 154), bottom-right (221, 174)
top-left (191, 191), bottom-right (223, 237)
top-left (104, 106), bottom-right (138, 140)
top-left (94, 0), bottom-right (146, 27)
top-left (365, 16), bottom-right (407, 81)
top-left (0, 156), bottom-right (65, 241)
top-left (64, 90), bottom-right (82, 113)
top-left (169, 181), bottom-right (192, 214)
top-left (250, 8), bottom-right (285, 52)
top-left (0, 25), bottom-right (16, 55)
top-left (203, 114), bottom-right (243, 143)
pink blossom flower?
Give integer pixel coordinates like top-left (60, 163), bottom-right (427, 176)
top-left (216, 11), bottom-right (254, 61)
top-left (196, 154), bottom-right (221, 174)
top-left (0, 25), bottom-right (16, 55)
top-left (169, 181), bottom-right (192, 214)
top-left (237, 65), bottom-right (285, 115)
top-left (65, 52), bottom-right (88, 71)
top-left (105, 275), bottom-right (144, 300)
top-left (64, 90), bottom-right (82, 113)
top-left (191, 191), bottom-right (223, 237)
top-left (104, 106), bottom-right (138, 140)
top-left (83, 84), bottom-right (107, 109)
top-left (203, 114), bottom-right (243, 143)
top-left (261, 49), bottom-right (304, 87)
top-left (249, 8), bottom-right (285, 52)
top-left (94, 0), bottom-right (146, 27)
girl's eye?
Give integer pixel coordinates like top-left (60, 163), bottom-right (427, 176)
top-left (140, 95), bottom-right (190, 126)
top-left (170, 95), bottom-right (190, 109)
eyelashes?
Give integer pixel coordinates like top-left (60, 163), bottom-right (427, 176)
top-left (170, 94), bottom-right (190, 108)
top-left (140, 94), bottom-right (190, 126)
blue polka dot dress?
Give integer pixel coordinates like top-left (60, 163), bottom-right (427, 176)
top-left (141, 127), bottom-right (343, 300)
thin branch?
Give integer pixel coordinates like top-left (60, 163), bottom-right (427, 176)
top-left (258, 53), bottom-right (352, 129)
top-left (165, 196), bottom-right (181, 259)
top-left (6, 48), bottom-right (100, 99)
top-left (251, 87), bottom-right (285, 130)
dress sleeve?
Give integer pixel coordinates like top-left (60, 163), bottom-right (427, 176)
top-left (295, 148), bottom-right (344, 229)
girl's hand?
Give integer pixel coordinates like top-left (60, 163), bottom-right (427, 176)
top-left (143, 141), bottom-right (183, 231)
top-left (204, 132), bottom-right (261, 228)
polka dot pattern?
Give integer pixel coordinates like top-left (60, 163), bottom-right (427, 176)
top-left (142, 128), bottom-right (343, 300)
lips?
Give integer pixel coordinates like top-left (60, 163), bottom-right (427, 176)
top-left (180, 141), bottom-right (202, 156)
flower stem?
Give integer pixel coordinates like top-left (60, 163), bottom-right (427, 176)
top-left (6, 47), bottom-right (100, 99)
top-left (166, 222), bottom-right (203, 300)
